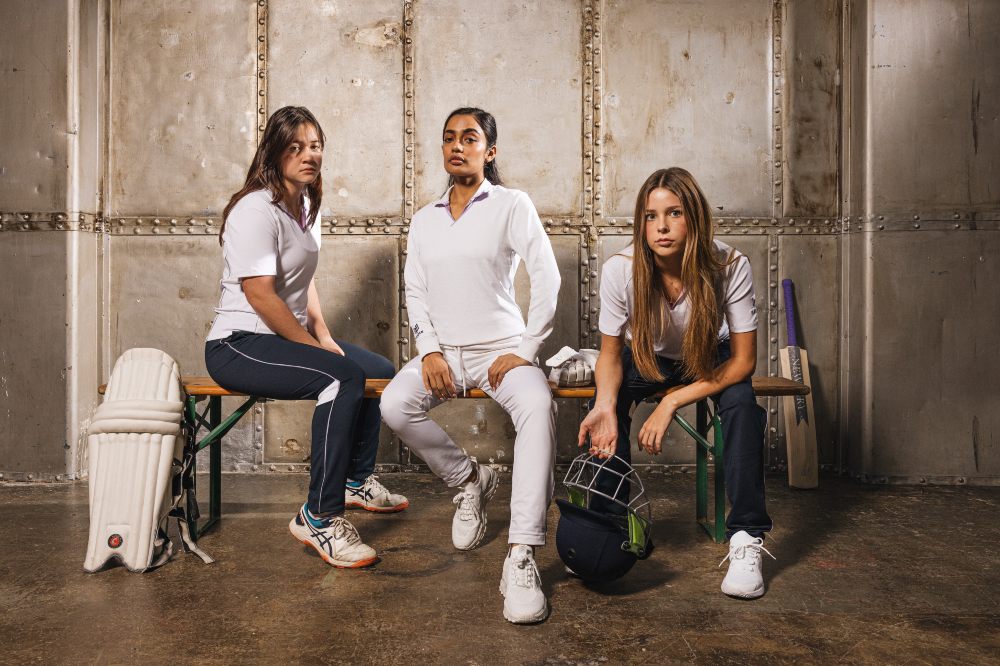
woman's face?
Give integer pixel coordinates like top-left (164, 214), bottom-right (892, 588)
top-left (643, 187), bottom-right (688, 263)
top-left (280, 123), bottom-right (323, 190)
top-left (441, 114), bottom-right (495, 182)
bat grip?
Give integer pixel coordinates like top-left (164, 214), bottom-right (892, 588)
top-left (782, 279), bottom-right (798, 347)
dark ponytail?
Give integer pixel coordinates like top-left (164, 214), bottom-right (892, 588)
top-left (443, 107), bottom-right (503, 187)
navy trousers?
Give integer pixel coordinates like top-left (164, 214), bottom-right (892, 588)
top-left (592, 342), bottom-right (772, 539)
top-left (205, 331), bottom-right (394, 515)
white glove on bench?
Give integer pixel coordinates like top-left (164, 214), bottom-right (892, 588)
top-left (545, 346), bottom-right (599, 387)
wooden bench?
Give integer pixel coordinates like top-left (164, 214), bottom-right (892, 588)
top-left (100, 376), bottom-right (808, 543)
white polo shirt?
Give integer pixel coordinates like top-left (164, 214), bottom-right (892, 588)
top-left (598, 241), bottom-right (758, 360)
top-left (207, 189), bottom-right (321, 341)
top-left (405, 179), bottom-right (561, 362)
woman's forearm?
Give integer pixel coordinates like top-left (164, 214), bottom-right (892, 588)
top-left (243, 278), bottom-right (319, 347)
top-left (660, 354), bottom-right (755, 412)
top-left (593, 336), bottom-right (624, 409)
top-left (306, 281), bottom-right (332, 341)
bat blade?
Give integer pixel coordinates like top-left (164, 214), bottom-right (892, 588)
top-left (780, 279), bottom-right (817, 489)
top-left (780, 348), bottom-right (818, 488)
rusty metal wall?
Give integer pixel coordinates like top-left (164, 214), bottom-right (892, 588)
top-left (8, 1), bottom-right (996, 483)
top-left (840, 0), bottom-right (1000, 484)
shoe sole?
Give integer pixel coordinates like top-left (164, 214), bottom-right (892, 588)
top-left (288, 519), bottom-right (378, 569)
top-left (502, 602), bottom-right (550, 625)
top-left (721, 584), bottom-right (765, 599)
top-left (345, 499), bottom-right (410, 513)
top-left (453, 468), bottom-right (500, 551)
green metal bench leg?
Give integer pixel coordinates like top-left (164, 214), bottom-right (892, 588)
top-left (208, 396), bottom-right (222, 534)
top-left (677, 400), bottom-right (726, 543)
top-left (183, 394), bottom-right (258, 540)
top-left (712, 412), bottom-right (726, 544)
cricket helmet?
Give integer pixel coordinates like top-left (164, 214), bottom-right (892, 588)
top-left (556, 453), bottom-right (653, 582)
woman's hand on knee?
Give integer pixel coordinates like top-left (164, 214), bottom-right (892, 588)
top-left (487, 353), bottom-right (531, 390)
top-left (317, 335), bottom-right (345, 356)
top-left (579, 406), bottom-right (617, 459)
top-left (422, 352), bottom-right (457, 399)
top-left (638, 403), bottom-right (675, 456)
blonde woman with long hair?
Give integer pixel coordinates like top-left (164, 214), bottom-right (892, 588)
top-left (578, 167), bottom-right (773, 599)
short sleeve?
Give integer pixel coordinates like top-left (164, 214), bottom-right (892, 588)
top-left (598, 256), bottom-right (630, 337)
top-left (224, 198), bottom-right (278, 279)
top-left (723, 254), bottom-right (758, 333)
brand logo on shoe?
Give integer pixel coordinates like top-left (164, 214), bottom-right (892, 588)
top-left (107, 534), bottom-right (123, 549)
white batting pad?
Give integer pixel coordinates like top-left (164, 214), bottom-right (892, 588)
top-left (84, 348), bottom-right (184, 573)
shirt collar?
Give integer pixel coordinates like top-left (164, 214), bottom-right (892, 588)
top-left (433, 178), bottom-right (495, 210)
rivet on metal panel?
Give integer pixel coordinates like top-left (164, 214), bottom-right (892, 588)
top-left (913, 215), bottom-right (920, 221)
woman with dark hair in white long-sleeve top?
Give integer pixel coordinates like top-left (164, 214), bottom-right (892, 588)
top-left (380, 107), bottom-right (560, 624)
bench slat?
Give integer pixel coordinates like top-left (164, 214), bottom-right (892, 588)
top-left (100, 375), bottom-right (808, 399)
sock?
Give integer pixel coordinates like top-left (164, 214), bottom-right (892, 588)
top-left (346, 478), bottom-right (362, 488)
top-left (303, 504), bottom-right (331, 528)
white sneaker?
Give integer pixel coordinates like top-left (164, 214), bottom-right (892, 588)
top-left (289, 504), bottom-right (378, 568)
top-left (500, 545), bottom-right (549, 624)
top-left (719, 530), bottom-right (775, 599)
top-left (345, 475), bottom-right (410, 513)
top-left (451, 463), bottom-right (499, 551)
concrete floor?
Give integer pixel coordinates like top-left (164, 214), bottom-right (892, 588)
top-left (0, 472), bottom-right (998, 665)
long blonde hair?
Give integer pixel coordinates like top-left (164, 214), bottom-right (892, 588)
top-left (629, 167), bottom-right (731, 382)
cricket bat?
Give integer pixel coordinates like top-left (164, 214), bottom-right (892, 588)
top-left (779, 279), bottom-right (818, 489)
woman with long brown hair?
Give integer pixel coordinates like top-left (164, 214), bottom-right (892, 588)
top-left (205, 106), bottom-right (406, 569)
top-left (578, 167), bottom-right (773, 599)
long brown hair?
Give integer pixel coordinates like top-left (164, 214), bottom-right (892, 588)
top-left (629, 167), bottom-right (732, 382)
top-left (220, 106), bottom-right (325, 244)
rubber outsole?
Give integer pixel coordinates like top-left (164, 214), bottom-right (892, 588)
top-left (345, 499), bottom-right (410, 513)
top-left (452, 468), bottom-right (500, 551)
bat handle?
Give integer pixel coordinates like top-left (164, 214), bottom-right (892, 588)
top-left (782, 279), bottom-right (798, 347)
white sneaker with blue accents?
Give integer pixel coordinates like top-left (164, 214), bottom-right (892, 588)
top-left (289, 504), bottom-right (377, 568)
top-left (345, 475), bottom-right (410, 513)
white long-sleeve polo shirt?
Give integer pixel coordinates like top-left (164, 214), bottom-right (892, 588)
top-left (405, 179), bottom-right (561, 362)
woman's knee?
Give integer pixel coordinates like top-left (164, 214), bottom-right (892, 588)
top-left (718, 381), bottom-right (757, 411)
top-left (379, 377), bottom-right (422, 425)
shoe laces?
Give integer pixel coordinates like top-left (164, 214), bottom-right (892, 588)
top-left (364, 474), bottom-right (388, 497)
top-left (330, 517), bottom-right (362, 545)
top-left (718, 537), bottom-right (775, 569)
top-left (452, 490), bottom-right (478, 521)
top-left (510, 549), bottom-right (540, 590)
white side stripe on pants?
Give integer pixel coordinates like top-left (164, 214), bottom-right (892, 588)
top-left (223, 341), bottom-right (341, 512)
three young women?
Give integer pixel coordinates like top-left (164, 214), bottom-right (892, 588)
top-left (578, 167), bottom-right (774, 599)
top-left (379, 107), bottom-right (560, 624)
top-left (205, 106), bottom-right (407, 569)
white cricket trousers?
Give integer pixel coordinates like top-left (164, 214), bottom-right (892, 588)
top-left (380, 339), bottom-right (556, 546)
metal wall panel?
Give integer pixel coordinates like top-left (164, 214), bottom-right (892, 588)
top-left (777, 235), bottom-right (840, 465)
top-left (0, 0), bottom-right (68, 211)
top-left (264, 236), bottom-right (399, 464)
top-left (783, 0), bottom-right (840, 217)
top-left (867, 230), bottom-right (1000, 478)
top-left (0, 234), bottom-right (68, 477)
top-left (869, 0), bottom-right (1000, 212)
top-left (109, 236), bottom-right (222, 372)
top-left (412, 0), bottom-right (583, 214)
top-left (602, 0), bottom-right (774, 218)
top-left (108, 0), bottom-right (256, 215)
top-left (268, 0), bottom-right (404, 218)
